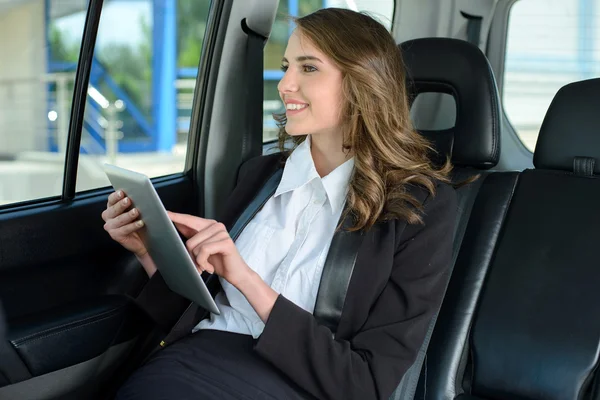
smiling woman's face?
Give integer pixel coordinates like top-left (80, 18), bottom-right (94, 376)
top-left (278, 30), bottom-right (344, 138)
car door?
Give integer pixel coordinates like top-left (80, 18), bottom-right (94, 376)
top-left (0, 0), bottom-right (276, 398)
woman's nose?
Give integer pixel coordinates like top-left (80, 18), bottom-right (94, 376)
top-left (277, 69), bottom-right (299, 93)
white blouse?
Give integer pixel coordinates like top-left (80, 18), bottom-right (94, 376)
top-left (194, 136), bottom-right (355, 338)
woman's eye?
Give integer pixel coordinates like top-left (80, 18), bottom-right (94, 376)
top-left (302, 65), bottom-right (317, 73)
top-left (280, 64), bottom-right (289, 72)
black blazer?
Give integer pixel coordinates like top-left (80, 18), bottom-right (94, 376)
top-left (0, 302), bottom-right (5, 343)
top-left (141, 153), bottom-right (457, 400)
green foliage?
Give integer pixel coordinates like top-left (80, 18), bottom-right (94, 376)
top-left (48, 25), bottom-right (80, 63)
top-left (177, 0), bottom-right (211, 67)
top-left (95, 13), bottom-right (152, 116)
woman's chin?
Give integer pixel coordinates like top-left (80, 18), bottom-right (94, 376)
top-left (284, 127), bottom-right (306, 136)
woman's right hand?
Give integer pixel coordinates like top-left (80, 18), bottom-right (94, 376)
top-left (102, 190), bottom-right (147, 257)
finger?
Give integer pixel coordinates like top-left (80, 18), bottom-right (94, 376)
top-left (194, 238), bottom-right (231, 274)
top-left (104, 207), bottom-right (140, 231)
top-left (103, 196), bottom-right (130, 221)
top-left (192, 232), bottom-right (230, 274)
top-left (168, 211), bottom-right (215, 232)
top-left (188, 230), bottom-right (228, 270)
top-left (107, 190), bottom-right (125, 207)
top-left (200, 261), bottom-right (213, 275)
top-left (102, 196), bottom-right (132, 221)
top-left (191, 231), bottom-right (229, 257)
top-left (172, 221), bottom-right (199, 239)
top-left (185, 222), bottom-right (225, 252)
top-left (107, 220), bottom-right (145, 242)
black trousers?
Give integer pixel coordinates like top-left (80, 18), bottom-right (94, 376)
top-left (115, 329), bottom-right (315, 400)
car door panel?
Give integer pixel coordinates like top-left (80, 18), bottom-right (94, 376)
top-left (0, 176), bottom-right (195, 394)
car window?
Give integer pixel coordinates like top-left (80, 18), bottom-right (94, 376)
top-left (75, 0), bottom-right (212, 192)
top-left (262, 0), bottom-right (395, 144)
top-left (0, 0), bottom-right (88, 206)
top-left (503, 0), bottom-right (600, 152)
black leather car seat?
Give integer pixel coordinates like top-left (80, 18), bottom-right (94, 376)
top-left (420, 77), bottom-right (600, 400)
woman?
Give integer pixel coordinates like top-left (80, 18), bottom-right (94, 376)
top-left (102, 8), bottom-right (457, 400)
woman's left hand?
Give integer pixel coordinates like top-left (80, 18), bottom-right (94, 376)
top-left (167, 211), bottom-right (252, 287)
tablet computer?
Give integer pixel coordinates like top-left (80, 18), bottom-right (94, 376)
top-left (103, 163), bottom-right (220, 315)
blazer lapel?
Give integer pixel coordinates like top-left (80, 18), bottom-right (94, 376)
top-left (313, 213), bottom-right (365, 337)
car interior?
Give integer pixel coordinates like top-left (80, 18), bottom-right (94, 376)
top-left (0, 0), bottom-right (598, 399)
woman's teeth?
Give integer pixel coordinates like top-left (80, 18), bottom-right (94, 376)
top-left (286, 103), bottom-right (308, 110)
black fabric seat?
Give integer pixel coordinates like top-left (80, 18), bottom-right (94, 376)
top-left (391, 38), bottom-right (502, 400)
top-left (420, 78), bottom-right (600, 400)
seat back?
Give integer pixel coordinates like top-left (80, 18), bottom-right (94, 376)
top-left (423, 78), bottom-right (600, 400)
top-left (400, 37), bottom-right (501, 258)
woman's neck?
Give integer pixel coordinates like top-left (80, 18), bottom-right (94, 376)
top-left (309, 133), bottom-right (352, 178)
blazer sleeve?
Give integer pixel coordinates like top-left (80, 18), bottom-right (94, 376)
top-left (0, 302), bottom-right (5, 342)
top-left (254, 183), bottom-right (457, 400)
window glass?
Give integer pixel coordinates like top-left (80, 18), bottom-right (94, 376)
top-left (504, 0), bottom-right (600, 152)
top-left (0, 0), bottom-right (87, 206)
top-left (263, 0), bottom-right (395, 143)
top-left (75, 0), bottom-right (211, 193)
top-left (410, 93), bottom-right (456, 131)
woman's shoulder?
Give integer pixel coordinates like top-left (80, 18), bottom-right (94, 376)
top-left (405, 179), bottom-right (457, 211)
top-left (429, 180), bottom-right (457, 207)
top-left (392, 180), bottom-right (457, 233)
top-left (391, 180), bottom-right (457, 250)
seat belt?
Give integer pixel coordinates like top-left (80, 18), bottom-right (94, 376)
top-left (460, 11), bottom-right (483, 47)
top-left (313, 216), bottom-right (364, 336)
top-left (241, 18), bottom-right (265, 160)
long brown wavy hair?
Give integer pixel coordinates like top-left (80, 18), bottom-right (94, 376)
top-left (274, 8), bottom-right (452, 232)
